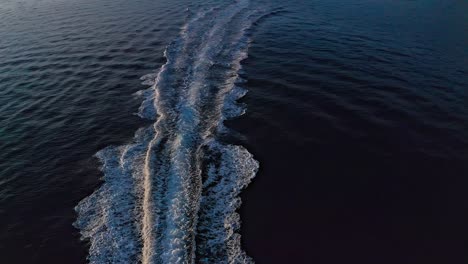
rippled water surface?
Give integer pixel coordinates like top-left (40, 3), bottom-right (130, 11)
top-left (1, 0), bottom-right (467, 263)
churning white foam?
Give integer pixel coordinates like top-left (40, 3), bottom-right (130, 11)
top-left (74, 1), bottom-right (278, 263)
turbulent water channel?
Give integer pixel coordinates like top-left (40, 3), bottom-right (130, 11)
top-left (74, 1), bottom-right (278, 263)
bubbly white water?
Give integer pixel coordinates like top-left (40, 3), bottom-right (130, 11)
top-left (74, 1), bottom-right (279, 263)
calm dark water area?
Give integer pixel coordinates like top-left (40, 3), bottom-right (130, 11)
top-left (0, 0), bottom-right (467, 263)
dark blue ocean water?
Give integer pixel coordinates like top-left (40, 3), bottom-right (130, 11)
top-left (0, 0), bottom-right (467, 263)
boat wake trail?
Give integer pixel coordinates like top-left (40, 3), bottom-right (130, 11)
top-left (75, 1), bottom-right (278, 263)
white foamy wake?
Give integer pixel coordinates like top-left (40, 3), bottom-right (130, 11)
top-left (75, 1), bottom-right (279, 263)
